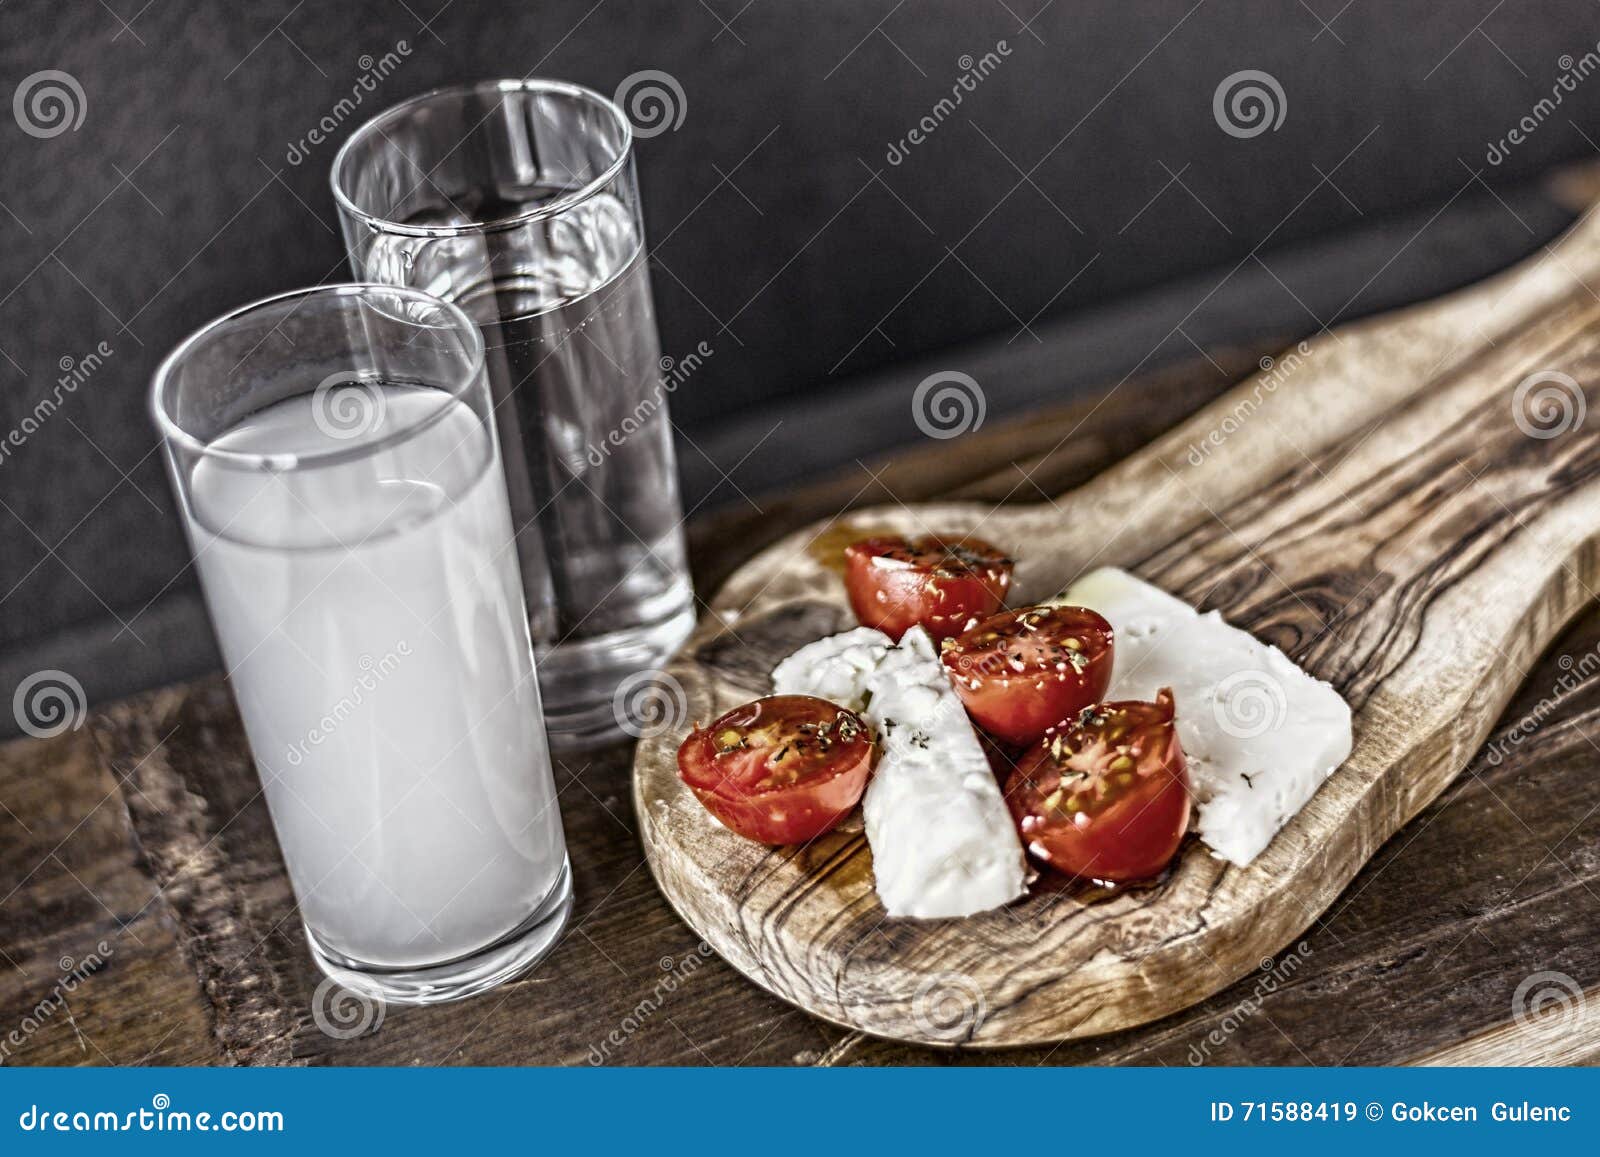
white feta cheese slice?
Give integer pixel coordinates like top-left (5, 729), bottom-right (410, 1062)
top-left (858, 628), bottom-right (1029, 918)
top-left (1057, 567), bottom-right (1353, 867)
top-left (770, 626), bottom-right (892, 712)
top-left (773, 625), bottom-right (1027, 918)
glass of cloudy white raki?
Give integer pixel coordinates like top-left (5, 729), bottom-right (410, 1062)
top-left (151, 284), bottom-right (572, 1004)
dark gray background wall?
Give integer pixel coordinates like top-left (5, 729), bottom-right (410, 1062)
top-left (3, 0), bottom-right (1599, 728)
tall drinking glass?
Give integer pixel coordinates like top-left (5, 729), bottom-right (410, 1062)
top-left (151, 285), bottom-right (572, 1004)
top-left (331, 79), bottom-right (696, 748)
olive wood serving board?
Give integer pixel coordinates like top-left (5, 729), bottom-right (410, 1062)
top-left (632, 207), bottom-right (1600, 1047)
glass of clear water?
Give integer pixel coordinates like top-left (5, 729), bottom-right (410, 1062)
top-left (151, 284), bottom-right (572, 1004)
top-left (332, 79), bottom-right (697, 748)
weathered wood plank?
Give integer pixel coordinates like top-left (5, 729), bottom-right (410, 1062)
top-left (0, 727), bottom-right (219, 1066)
top-left (4, 314), bottom-right (1597, 1062)
top-left (1407, 988), bottom-right (1600, 1067)
top-left (2, 343), bottom-right (1262, 1066)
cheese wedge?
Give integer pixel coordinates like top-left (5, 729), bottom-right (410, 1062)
top-left (773, 626), bottom-right (1028, 918)
top-left (770, 626), bottom-right (891, 712)
top-left (1058, 567), bottom-right (1353, 867)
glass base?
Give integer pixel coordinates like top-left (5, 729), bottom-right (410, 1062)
top-left (538, 602), bottom-right (697, 750)
top-left (305, 857), bottom-right (573, 1005)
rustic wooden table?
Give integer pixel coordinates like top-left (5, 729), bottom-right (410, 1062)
top-left (3, 344), bottom-right (1597, 1066)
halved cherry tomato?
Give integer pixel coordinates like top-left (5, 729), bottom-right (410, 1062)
top-left (843, 535), bottom-right (1012, 642)
top-left (977, 729), bottom-right (1025, 787)
top-left (1004, 689), bottom-right (1190, 883)
top-left (677, 695), bottom-right (874, 845)
top-left (940, 605), bottom-right (1114, 746)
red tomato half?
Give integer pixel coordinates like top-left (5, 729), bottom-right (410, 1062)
top-left (677, 695), bottom-right (874, 845)
top-left (843, 535), bottom-right (1012, 642)
top-left (940, 605), bottom-right (1114, 746)
top-left (1004, 689), bottom-right (1190, 883)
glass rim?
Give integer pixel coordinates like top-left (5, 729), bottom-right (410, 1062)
top-left (329, 77), bottom-right (634, 239)
top-left (149, 283), bottom-right (487, 472)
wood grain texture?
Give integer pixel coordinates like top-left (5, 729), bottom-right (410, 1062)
top-left (1407, 988), bottom-right (1600, 1068)
top-left (0, 726), bottom-right (221, 1065)
top-left (8, 336), bottom-right (1597, 1065)
top-left (90, 686), bottom-right (304, 1065)
top-left (7, 237), bottom-right (1600, 1063)
top-left (634, 209), bottom-right (1600, 1047)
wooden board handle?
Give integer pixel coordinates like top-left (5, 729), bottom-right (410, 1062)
top-left (996, 206), bottom-right (1600, 600)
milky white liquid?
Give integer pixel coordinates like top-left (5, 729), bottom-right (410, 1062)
top-left (187, 385), bottom-right (567, 969)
